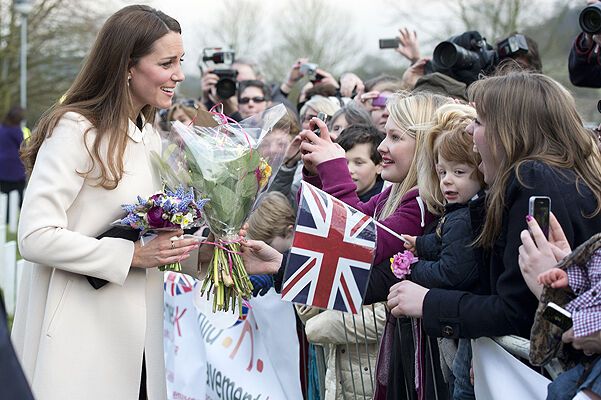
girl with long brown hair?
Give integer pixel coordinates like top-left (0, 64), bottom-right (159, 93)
top-left (13, 5), bottom-right (199, 400)
top-left (387, 72), bottom-right (601, 350)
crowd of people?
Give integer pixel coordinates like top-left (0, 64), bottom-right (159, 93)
top-left (5, 1), bottom-right (601, 399)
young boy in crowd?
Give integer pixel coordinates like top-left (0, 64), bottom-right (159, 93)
top-left (401, 109), bottom-right (485, 400)
top-left (335, 124), bottom-right (385, 202)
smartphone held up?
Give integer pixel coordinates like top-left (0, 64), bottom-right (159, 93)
top-left (529, 196), bottom-right (551, 238)
top-left (379, 38), bottom-right (400, 49)
top-left (312, 112), bottom-right (329, 137)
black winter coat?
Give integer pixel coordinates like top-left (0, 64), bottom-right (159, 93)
top-left (411, 200), bottom-right (480, 291)
top-left (568, 32), bottom-right (601, 88)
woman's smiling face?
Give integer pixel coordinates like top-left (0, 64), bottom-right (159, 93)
top-left (129, 31), bottom-right (185, 114)
top-left (377, 118), bottom-right (416, 183)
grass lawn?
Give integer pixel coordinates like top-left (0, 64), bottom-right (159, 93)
top-left (4, 226), bottom-right (19, 329)
top-left (5, 226), bottom-right (21, 260)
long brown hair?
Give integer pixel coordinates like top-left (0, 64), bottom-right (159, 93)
top-left (21, 5), bottom-right (181, 189)
top-left (469, 72), bottom-right (601, 247)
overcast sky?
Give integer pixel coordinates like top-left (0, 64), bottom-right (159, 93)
top-left (146, 0), bottom-right (446, 76)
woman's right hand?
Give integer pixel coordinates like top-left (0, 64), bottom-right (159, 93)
top-left (299, 118), bottom-right (345, 167)
top-left (131, 230), bottom-right (200, 269)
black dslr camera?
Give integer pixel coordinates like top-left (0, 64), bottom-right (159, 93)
top-left (201, 48), bottom-right (238, 99)
top-left (426, 31), bottom-right (497, 85)
top-left (426, 31), bottom-right (530, 85)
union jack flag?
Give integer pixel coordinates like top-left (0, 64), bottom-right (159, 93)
top-left (164, 272), bottom-right (196, 296)
top-left (281, 182), bottom-right (376, 313)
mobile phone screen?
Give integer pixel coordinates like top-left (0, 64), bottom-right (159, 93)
top-left (529, 196), bottom-right (551, 238)
top-left (379, 38), bottom-right (400, 49)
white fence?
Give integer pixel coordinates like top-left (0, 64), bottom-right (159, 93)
top-left (1, 191), bottom-right (24, 316)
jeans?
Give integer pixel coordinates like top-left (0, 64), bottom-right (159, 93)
top-left (547, 356), bottom-right (601, 400)
top-left (452, 339), bottom-right (475, 400)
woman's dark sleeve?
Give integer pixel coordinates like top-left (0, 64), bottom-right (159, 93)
top-left (569, 32), bottom-right (601, 88)
top-left (273, 251), bottom-right (289, 293)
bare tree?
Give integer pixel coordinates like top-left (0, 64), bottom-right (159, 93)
top-left (0, 0), bottom-right (105, 123)
top-left (200, 0), bottom-right (266, 57)
top-left (261, 0), bottom-right (362, 82)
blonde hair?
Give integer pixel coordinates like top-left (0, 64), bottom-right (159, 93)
top-left (418, 103), bottom-right (478, 215)
top-left (247, 192), bottom-right (296, 242)
top-left (166, 102), bottom-right (198, 122)
top-left (377, 91), bottom-right (452, 220)
top-left (299, 95), bottom-right (341, 119)
top-left (469, 72), bottom-right (601, 247)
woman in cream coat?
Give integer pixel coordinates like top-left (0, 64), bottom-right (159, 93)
top-left (12, 6), bottom-right (199, 400)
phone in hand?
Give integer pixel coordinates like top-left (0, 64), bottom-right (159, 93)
top-left (312, 112), bottom-right (329, 137)
top-left (542, 302), bottom-right (572, 331)
top-left (529, 196), bottom-right (551, 238)
top-left (379, 38), bottom-right (400, 49)
top-left (372, 95), bottom-right (389, 108)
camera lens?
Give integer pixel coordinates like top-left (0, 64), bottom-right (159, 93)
top-left (580, 3), bottom-right (601, 34)
top-left (216, 78), bottom-right (237, 99)
top-left (433, 41), bottom-right (479, 70)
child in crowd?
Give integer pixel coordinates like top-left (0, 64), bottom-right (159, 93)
top-left (401, 104), bottom-right (484, 400)
top-left (246, 192), bottom-right (296, 295)
top-left (336, 124), bottom-right (385, 202)
top-left (538, 243), bottom-right (601, 400)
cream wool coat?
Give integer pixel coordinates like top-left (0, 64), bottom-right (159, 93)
top-left (12, 112), bottom-right (168, 400)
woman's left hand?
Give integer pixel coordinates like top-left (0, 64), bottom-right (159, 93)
top-left (518, 213), bottom-right (569, 299)
top-left (387, 280), bottom-right (429, 318)
top-left (299, 118), bottom-right (345, 167)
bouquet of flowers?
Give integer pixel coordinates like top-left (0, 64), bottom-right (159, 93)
top-left (114, 186), bottom-right (208, 272)
top-left (152, 104), bottom-right (289, 313)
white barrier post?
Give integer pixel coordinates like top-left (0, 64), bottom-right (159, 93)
top-left (0, 193), bottom-right (7, 227)
top-left (0, 227), bottom-right (5, 294)
top-left (8, 190), bottom-right (19, 234)
top-left (3, 241), bottom-right (17, 315)
top-left (15, 259), bottom-right (25, 304)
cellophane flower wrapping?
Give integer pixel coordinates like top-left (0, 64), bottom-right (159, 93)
top-left (154, 104), bottom-right (290, 314)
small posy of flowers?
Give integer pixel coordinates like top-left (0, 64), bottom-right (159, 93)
top-left (118, 186), bottom-right (209, 272)
top-left (120, 186), bottom-right (207, 231)
top-left (390, 250), bottom-right (419, 280)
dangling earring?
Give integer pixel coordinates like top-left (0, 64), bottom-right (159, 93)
top-left (127, 74), bottom-right (131, 87)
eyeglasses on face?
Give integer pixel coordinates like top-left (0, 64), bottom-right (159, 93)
top-left (239, 96), bottom-right (266, 104)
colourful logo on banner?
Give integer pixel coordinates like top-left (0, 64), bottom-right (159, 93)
top-left (164, 272), bottom-right (196, 296)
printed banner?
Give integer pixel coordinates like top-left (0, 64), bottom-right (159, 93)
top-left (164, 272), bottom-right (302, 400)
